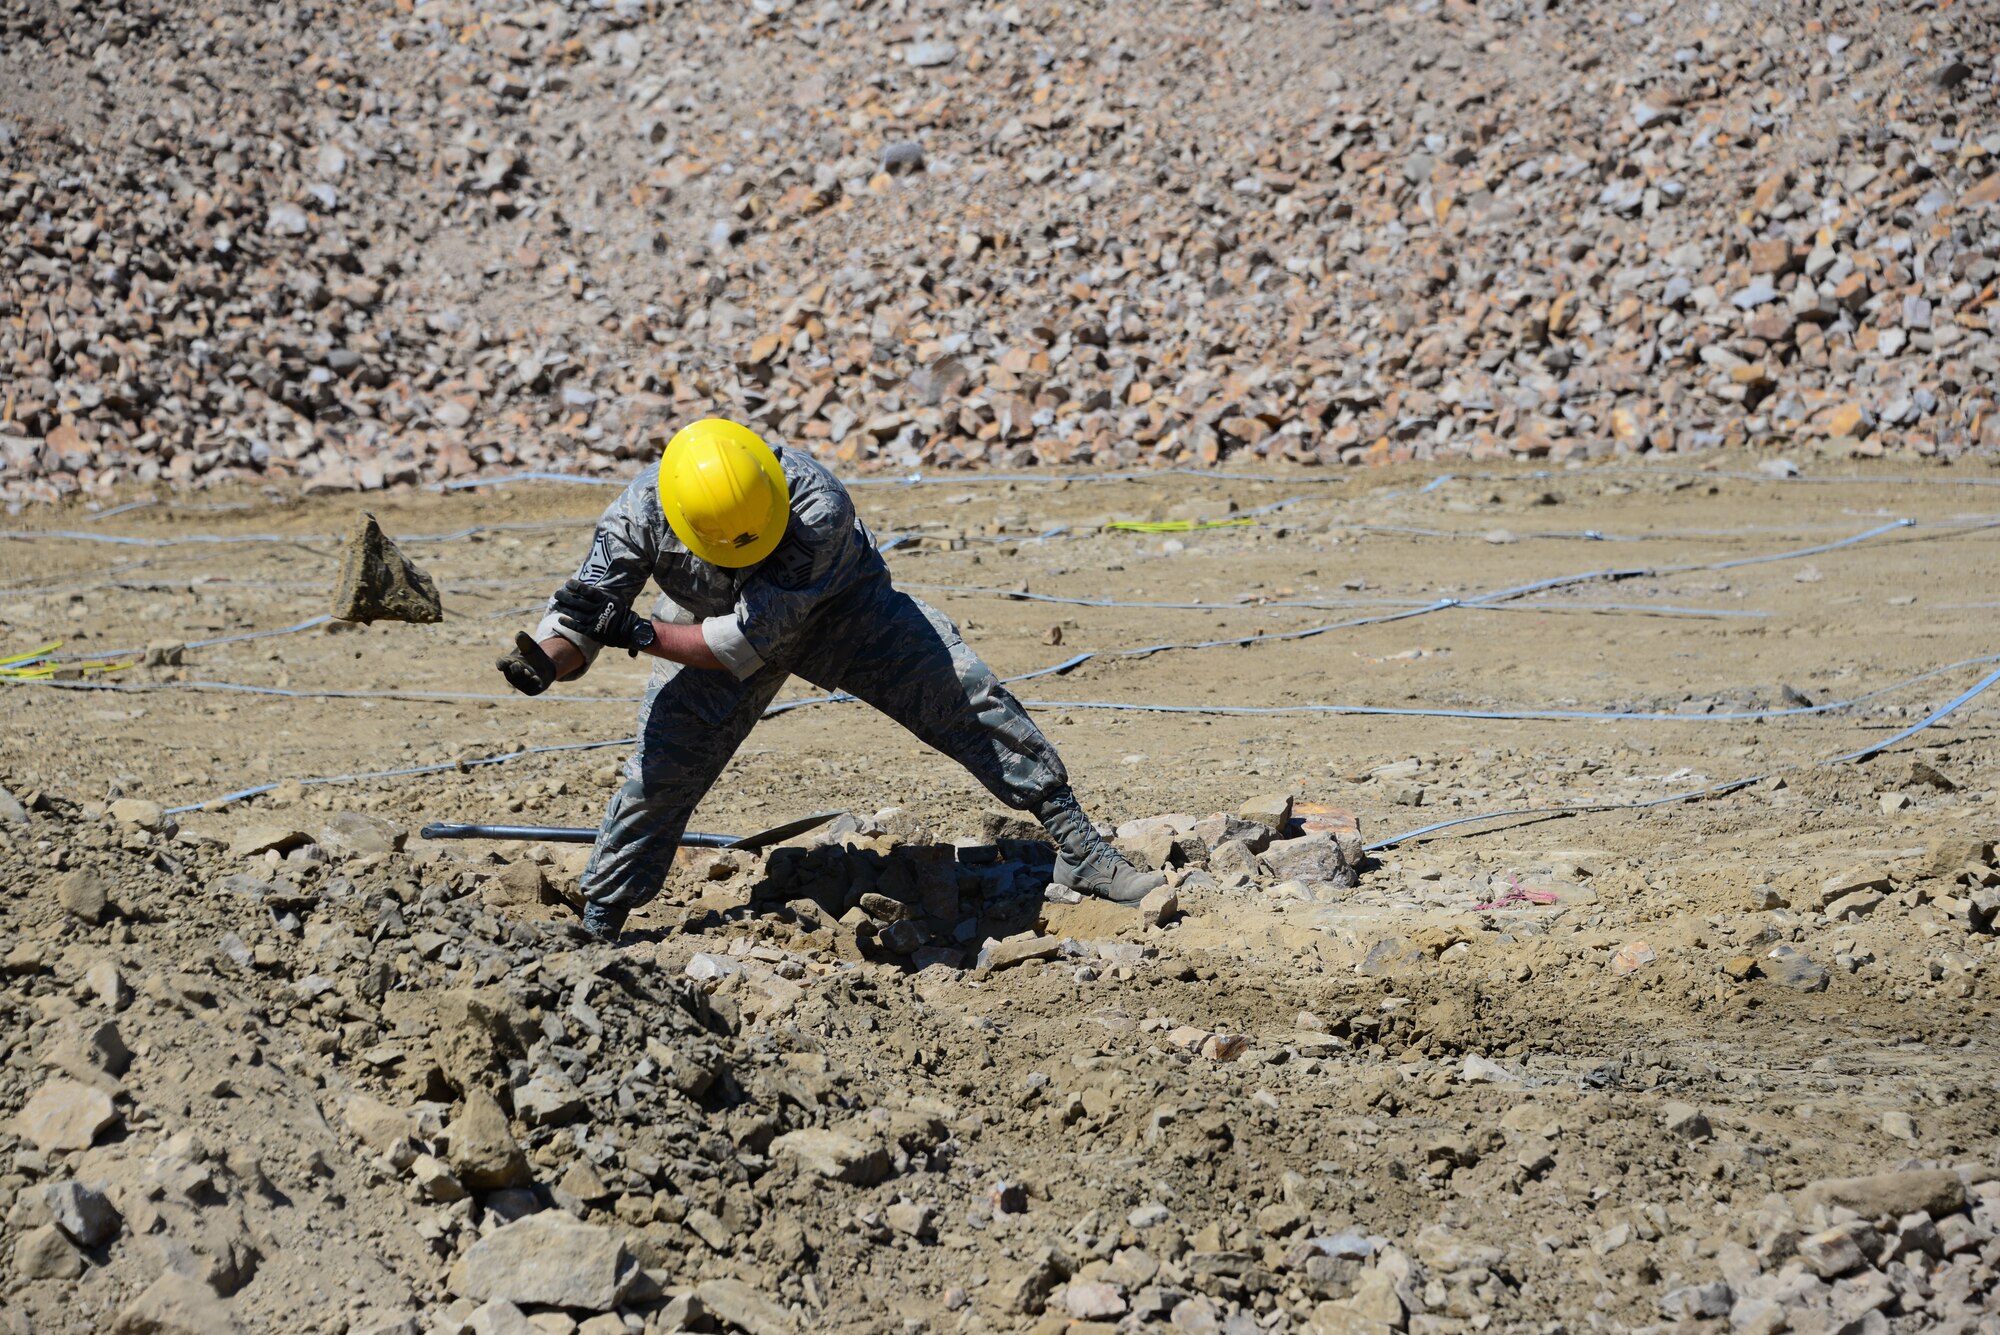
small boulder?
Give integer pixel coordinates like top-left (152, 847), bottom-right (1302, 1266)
top-left (14, 1078), bottom-right (120, 1152)
top-left (344, 1093), bottom-right (419, 1168)
top-left (1064, 1280), bottom-right (1128, 1320)
top-left (483, 861), bottom-right (548, 910)
top-left (330, 512), bottom-right (443, 624)
top-left (1659, 1282), bottom-right (1732, 1321)
top-left (446, 1089), bottom-right (530, 1190)
top-left (695, 1279), bottom-right (793, 1335)
top-left (1817, 866), bottom-right (1890, 908)
top-left (14, 1224), bottom-right (84, 1280)
top-left (1190, 813), bottom-right (1274, 853)
top-left (44, 1180), bottom-right (121, 1247)
top-left (110, 799), bottom-right (170, 832)
top-left (54, 869), bottom-right (111, 924)
top-left (1139, 883), bottom-right (1178, 928)
top-left (514, 1073), bottom-right (586, 1128)
top-left (880, 141), bottom-right (926, 174)
top-left (112, 1272), bottom-right (246, 1335)
top-left (1797, 1225), bottom-right (1865, 1278)
top-left (1658, 1101), bottom-right (1711, 1140)
top-left (450, 1213), bottom-right (637, 1311)
top-left (1800, 1169), bottom-right (1965, 1222)
top-left (466, 1301), bottom-right (538, 1335)
top-left (50, 1019), bottom-right (132, 1078)
top-left (318, 813), bottom-right (405, 860)
top-left (1257, 833), bottom-right (1358, 889)
top-left (769, 1127), bottom-right (890, 1185)
top-left (975, 933), bottom-right (1061, 972)
top-left (1238, 792), bottom-right (1295, 832)
top-left (1765, 948), bottom-right (1829, 992)
top-left (411, 1155), bottom-right (468, 1203)
top-left (227, 825), bottom-right (311, 858)
top-left (886, 1201), bottom-right (936, 1238)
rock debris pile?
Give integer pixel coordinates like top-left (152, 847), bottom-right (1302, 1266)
top-left (3, 0), bottom-right (2000, 504)
top-left (3, 769), bottom-right (1997, 1332)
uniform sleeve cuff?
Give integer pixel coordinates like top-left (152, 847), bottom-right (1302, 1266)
top-left (534, 610), bottom-right (600, 680)
top-left (702, 615), bottom-right (764, 679)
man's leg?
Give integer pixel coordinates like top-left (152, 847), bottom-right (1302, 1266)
top-left (579, 651), bottom-right (789, 936)
top-left (805, 584), bottom-right (1163, 904)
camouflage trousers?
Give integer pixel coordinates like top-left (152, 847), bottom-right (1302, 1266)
top-left (580, 575), bottom-right (1068, 913)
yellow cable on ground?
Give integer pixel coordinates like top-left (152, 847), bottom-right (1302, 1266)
top-left (0, 640), bottom-right (61, 668)
top-left (1105, 518), bottom-right (1255, 533)
top-left (0, 651), bottom-right (135, 680)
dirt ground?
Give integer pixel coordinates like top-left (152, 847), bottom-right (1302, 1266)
top-left (3, 459), bottom-right (1999, 1334)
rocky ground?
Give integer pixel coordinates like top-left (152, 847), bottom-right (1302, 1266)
top-left (3, 0), bottom-right (2000, 505)
top-left (3, 462), bottom-right (1999, 1332)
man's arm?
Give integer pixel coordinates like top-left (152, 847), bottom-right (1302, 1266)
top-left (639, 620), bottom-right (724, 671)
top-left (536, 621), bottom-right (722, 674)
top-left (533, 480), bottom-right (660, 680)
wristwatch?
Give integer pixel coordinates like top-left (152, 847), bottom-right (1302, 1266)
top-left (629, 616), bottom-right (657, 654)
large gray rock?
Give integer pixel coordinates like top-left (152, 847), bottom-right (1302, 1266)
top-left (1659, 1281), bottom-right (1732, 1320)
top-left (1764, 948), bottom-right (1829, 992)
top-left (903, 39), bottom-right (957, 67)
top-left (450, 1213), bottom-right (637, 1311)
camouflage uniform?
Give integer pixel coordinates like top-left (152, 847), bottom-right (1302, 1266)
top-left (537, 447), bottom-right (1068, 915)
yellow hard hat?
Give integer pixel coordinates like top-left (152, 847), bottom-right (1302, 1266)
top-left (657, 419), bottom-right (790, 568)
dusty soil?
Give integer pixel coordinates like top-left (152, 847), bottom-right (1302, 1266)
top-left (2, 460), bottom-right (1999, 1334)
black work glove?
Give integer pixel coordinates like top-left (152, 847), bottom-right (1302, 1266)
top-left (553, 579), bottom-right (651, 655)
top-left (496, 631), bottom-right (558, 697)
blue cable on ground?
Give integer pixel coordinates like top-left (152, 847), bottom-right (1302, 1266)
top-left (30, 649), bottom-right (1995, 756)
top-left (56, 615), bottom-right (338, 664)
top-left (1017, 651), bottom-right (2000, 721)
top-left (141, 654), bottom-right (2000, 826)
top-left (161, 736), bottom-right (640, 817)
top-left (899, 581), bottom-right (1763, 620)
top-left (1366, 665), bottom-right (2000, 853)
top-left (1821, 666), bottom-right (2000, 765)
